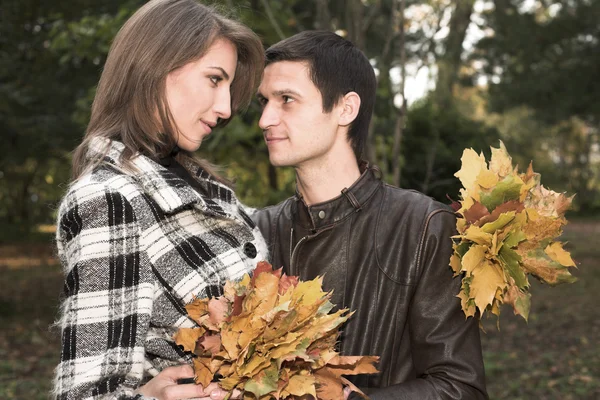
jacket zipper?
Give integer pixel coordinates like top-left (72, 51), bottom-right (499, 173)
top-left (290, 231), bottom-right (309, 277)
top-left (289, 225), bottom-right (336, 277)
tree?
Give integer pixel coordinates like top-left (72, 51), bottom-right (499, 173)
top-left (472, 0), bottom-right (600, 211)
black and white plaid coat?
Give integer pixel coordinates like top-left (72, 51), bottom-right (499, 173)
top-left (53, 139), bottom-right (268, 399)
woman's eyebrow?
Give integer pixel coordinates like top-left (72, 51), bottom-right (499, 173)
top-left (207, 66), bottom-right (230, 80)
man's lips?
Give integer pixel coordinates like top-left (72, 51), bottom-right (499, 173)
top-left (265, 136), bottom-right (287, 144)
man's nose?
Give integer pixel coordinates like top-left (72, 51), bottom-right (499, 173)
top-left (259, 104), bottom-right (279, 130)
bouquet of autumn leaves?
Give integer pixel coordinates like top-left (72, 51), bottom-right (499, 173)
top-left (174, 261), bottom-right (378, 400)
top-left (450, 141), bottom-right (577, 323)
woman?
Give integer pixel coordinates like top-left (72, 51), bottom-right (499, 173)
top-left (53, 1), bottom-right (267, 398)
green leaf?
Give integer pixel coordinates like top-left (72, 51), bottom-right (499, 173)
top-left (481, 211), bottom-right (515, 233)
top-left (480, 175), bottom-right (522, 211)
top-left (243, 362), bottom-right (279, 398)
top-left (503, 229), bottom-right (527, 248)
top-left (456, 242), bottom-right (471, 258)
top-left (514, 291), bottom-right (531, 321)
top-left (498, 247), bottom-right (528, 289)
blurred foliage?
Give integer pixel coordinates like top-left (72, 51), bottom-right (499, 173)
top-left (0, 0), bottom-right (598, 238)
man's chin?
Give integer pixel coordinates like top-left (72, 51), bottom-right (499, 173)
top-left (269, 157), bottom-right (291, 168)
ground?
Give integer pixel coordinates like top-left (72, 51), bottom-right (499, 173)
top-left (0, 221), bottom-right (598, 399)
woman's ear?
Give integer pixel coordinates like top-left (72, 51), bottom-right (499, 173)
top-left (338, 92), bottom-right (361, 127)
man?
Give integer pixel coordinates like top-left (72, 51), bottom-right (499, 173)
top-left (252, 31), bottom-right (488, 399)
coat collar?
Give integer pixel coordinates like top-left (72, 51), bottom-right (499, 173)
top-left (88, 138), bottom-right (236, 217)
top-left (292, 162), bottom-right (383, 231)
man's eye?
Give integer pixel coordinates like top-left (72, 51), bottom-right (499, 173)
top-left (283, 96), bottom-right (294, 104)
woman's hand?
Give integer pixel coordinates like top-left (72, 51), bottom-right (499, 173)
top-left (136, 365), bottom-right (227, 400)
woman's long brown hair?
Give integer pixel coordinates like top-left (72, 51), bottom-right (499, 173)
top-left (71, 0), bottom-right (264, 182)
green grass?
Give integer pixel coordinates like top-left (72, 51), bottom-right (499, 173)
top-left (0, 221), bottom-right (598, 399)
top-left (0, 261), bottom-right (62, 400)
top-left (481, 220), bottom-right (600, 399)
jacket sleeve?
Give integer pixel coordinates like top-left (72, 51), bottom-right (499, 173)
top-left (53, 183), bottom-right (155, 400)
top-left (359, 209), bottom-right (488, 400)
top-left (250, 206), bottom-right (277, 253)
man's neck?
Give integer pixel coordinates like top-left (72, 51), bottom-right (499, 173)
top-left (295, 156), bottom-right (361, 206)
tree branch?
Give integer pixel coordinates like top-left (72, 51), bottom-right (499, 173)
top-left (361, 0), bottom-right (382, 34)
top-left (260, 0), bottom-right (286, 40)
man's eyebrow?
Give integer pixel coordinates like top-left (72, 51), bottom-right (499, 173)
top-left (257, 89), bottom-right (302, 99)
top-left (208, 66), bottom-right (230, 80)
top-left (273, 89), bottom-right (302, 98)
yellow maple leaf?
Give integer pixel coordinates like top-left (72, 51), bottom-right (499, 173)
top-left (193, 356), bottom-right (215, 388)
top-left (237, 354), bottom-right (271, 377)
top-left (314, 368), bottom-right (344, 400)
top-left (185, 300), bottom-right (209, 324)
top-left (458, 188), bottom-right (475, 213)
top-left (450, 253), bottom-right (462, 275)
top-left (457, 288), bottom-right (476, 318)
top-left (291, 276), bottom-right (327, 306)
top-left (463, 225), bottom-right (493, 246)
top-left (281, 373), bottom-right (317, 398)
top-left (461, 244), bottom-right (487, 276)
top-left (455, 149), bottom-right (488, 201)
top-left (469, 260), bottom-right (507, 313)
top-left (325, 355), bottom-right (380, 376)
top-left (489, 141), bottom-right (513, 178)
top-left (173, 327), bottom-right (205, 353)
top-left (544, 242), bottom-right (576, 267)
top-left (476, 169), bottom-right (499, 190)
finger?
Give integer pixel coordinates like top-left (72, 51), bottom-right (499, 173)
top-left (208, 387), bottom-right (242, 399)
top-left (163, 383), bottom-right (207, 400)
top-left (159, 364), bottom-right (196, 381)
top-left (343, 386), bottom-right (352, 400)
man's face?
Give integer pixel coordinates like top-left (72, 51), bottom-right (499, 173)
top-left (257, 61), bottom-right (343, 169)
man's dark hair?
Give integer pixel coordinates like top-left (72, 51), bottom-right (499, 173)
top-left (265, 31), bottom-right (377, 160)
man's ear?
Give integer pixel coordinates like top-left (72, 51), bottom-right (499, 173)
top-left (338, 92), bottom-right (361, 127)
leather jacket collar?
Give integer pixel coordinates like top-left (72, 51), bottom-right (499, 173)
top-left (293, 162), bottom-right (383, 231)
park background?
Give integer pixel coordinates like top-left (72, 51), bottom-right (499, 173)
top-left (0, 0), bottom-right (598, 398)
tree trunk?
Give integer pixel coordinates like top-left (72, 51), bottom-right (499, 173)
top-left (423, 0), bottom-right (476, 193)
top-left (435, 0), bottom-right (475, 106)
top-left (315, 0), bottom-right (331, 30)
top-left (392, 0), bottom-right (406, 187)
top-left (345, 0), bottom-right (364, 50)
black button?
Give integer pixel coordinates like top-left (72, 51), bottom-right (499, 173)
top-left (243, 242), bottom-right (257, 259)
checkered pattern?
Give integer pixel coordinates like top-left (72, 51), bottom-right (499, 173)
top-left (53, 139), bottom-right (268, 399)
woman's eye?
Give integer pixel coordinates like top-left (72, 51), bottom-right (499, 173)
top-left (210, 76), bottom-right (222, 85)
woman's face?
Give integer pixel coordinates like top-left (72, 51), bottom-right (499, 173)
top-left (165, 38), bottom-right (238, 152)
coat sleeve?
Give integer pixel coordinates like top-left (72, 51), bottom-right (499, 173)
top-left (357, 209), bottom-right (488, 400)
top-left (53, 182), bottom-right (155, 400)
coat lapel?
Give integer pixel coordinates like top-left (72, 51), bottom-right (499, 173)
top-left (89, 138), bottom-right (237, 218)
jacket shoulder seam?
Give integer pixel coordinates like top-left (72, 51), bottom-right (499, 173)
top-left (416, 208), bottom-right (455, 277)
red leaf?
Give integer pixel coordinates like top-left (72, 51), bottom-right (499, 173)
top-left (278, 274), bottom-right (299, 295)
top-left (231, 293), bottom-right (245, 318)
top-left (251, 261), bottom-right (281, 287)
top-left (463, 201), bottom-right (491, 224)
top-left (199, 333), bottom-right (222, 354)
top-left (479, 200), bottom-right (524, 225)
top-left (208, 297), bottom-right (229, 327)
top-left (447, 194), bottom-right (461, 211)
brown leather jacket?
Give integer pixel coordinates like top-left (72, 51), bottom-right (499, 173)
top-left (252, 165), bottom-right (488, 400)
